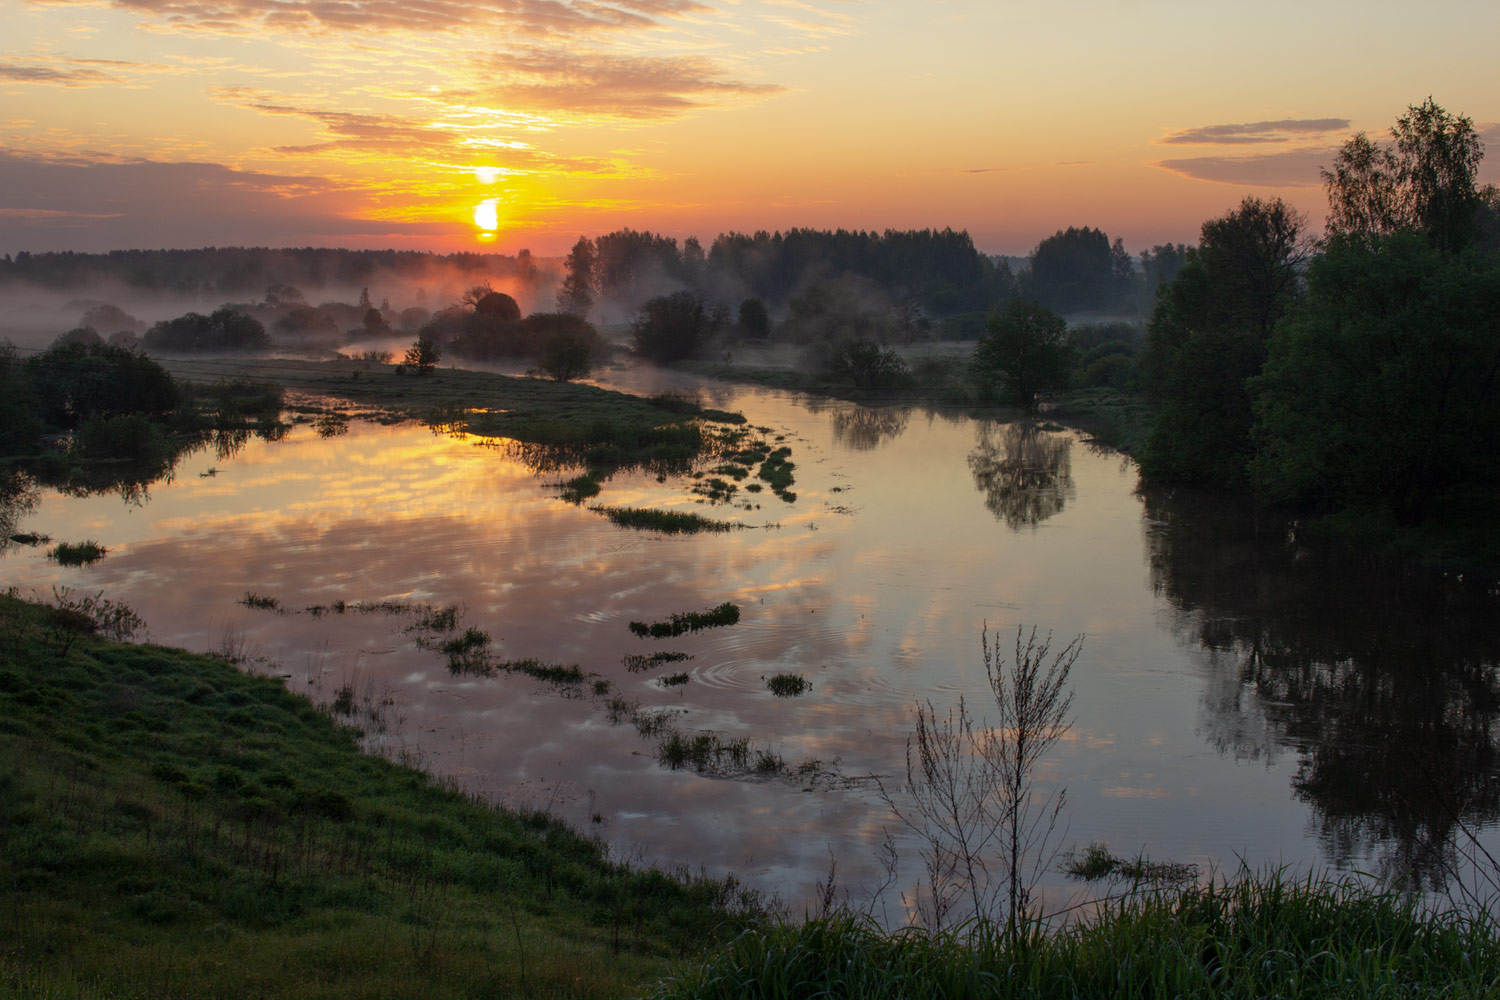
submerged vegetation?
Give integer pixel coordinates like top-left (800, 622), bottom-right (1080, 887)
top-left (595, 506), bottom-right (740, 534)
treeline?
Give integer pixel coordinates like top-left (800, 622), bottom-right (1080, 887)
top-left (1138, 99), bottom-right (1500, 558)
top-left (0, 246), bottom-right (538, 297)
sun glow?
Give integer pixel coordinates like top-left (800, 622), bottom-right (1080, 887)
top-left (473, 198), bottom-right (499, 232)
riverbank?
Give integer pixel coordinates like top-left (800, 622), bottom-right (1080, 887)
top-left (0, 591), bottom-right (762, 998)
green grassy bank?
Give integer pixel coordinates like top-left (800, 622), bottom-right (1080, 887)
top-left (653, 881), bottom-right (1500, 1000)
top-left (0, 591), bottom-right (760, 998)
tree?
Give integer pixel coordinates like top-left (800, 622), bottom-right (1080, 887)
top-left (825, 339), bottom-right (908, 390)
top-left (473, 290), bottom-right (520, 321)
top-left (971, 299), bottom-right (1072, 415)
top-left (403, 334), bottom-right (441, 374)
top-left (881, 626), bottom-right (1079, 933)
top-left (1323, 98), bottom-right (1486, 253)
top-left (631, 290), bottom-right (717, 362)
top-left (1027, 226), bottom-right (1132, 313)
top-left (737, 297), bottom-right (770, 339)
top-left (537, 325), bottom-right (596, 382)
top-left (1251, 231), bottom-right (1500, 524)
top-left (1138, 197), bottom-right (1307, 488)
top-left (556, 236), bottom-right (596, 316)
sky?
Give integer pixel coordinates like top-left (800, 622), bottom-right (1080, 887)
top-left (3, 0), bottom-right (1498, 257)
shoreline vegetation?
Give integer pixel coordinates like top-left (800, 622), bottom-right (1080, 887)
top-left (6, 588), bottom-right (1500, 997)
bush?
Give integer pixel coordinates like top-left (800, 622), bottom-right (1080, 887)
top-left (144, 308), bottom-right (270, 352)
top-left (632, 291), bottom-right (717, 362)
top-left (824, 339), bottom-right (909, 389)
top-left (26, 341), bottom-right (181, 428)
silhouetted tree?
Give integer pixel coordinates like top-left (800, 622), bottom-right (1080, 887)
top-left (1323, 98), bottom-right (1486, 254)
top-left (972, 300), bottom-right (1073, 415)
top-left (556, 237), bottom-right (596, 316)
top-left (737, 297), bottom-right (770, 339)
top-left (404, 334), bottom-right (441, 374)
top-left (474, 290), bottom-right (521, 320)
top-left (632, 290), bottom-right (716, 362)
top-left (1138, 197), bottom-right (1306, 488)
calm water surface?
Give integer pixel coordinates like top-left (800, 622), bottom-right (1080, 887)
top-left (6, 362), bottom-right (1499, 918)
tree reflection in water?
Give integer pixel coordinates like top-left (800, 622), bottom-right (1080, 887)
top-left (1142, 485), bottom-right (1500, 891)
top-left (967, 422), bottom-right (1076, 530)
top-left (830, 405), bottom-right (911, 451)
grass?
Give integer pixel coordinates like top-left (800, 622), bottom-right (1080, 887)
top-left (48, 540), bottom-right (107, 566)
top-left (623, 651), bottom-right (693, 673)
top-left (629, 602), bottom-right (741, 638)
top-left (0, 590), bottom-right (762, 998)
top-left (239, 591), bottom-right (281, 611)
top-left (595, 506), bottom-right (740, 534)
top-left (765, 673), bottom-right (811, 697)
top-left (650, 872), bottom-right (1500, 999)
top-left (659, 672), bottom-right (691, 688)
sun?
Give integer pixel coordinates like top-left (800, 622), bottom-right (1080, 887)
top-left (473, 198), bottom-right (499, 241)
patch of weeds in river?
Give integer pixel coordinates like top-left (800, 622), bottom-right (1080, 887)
top-left (658, 672), bottom-right (690, 688)
top-left (629, 602), bottom-right (740, 638)
top-left (709, 463), bottom-right (751, 481)
top-left (765, 673), bottom-right (811, 697)
top-left (757, 447), bottom-right (796, 502)
top-left (239, 591), bottom-right (281, 611)
top-left (1059, 841), bottom-right (1200, 890)
top-left (690, 477), bottom-right (738, 504)
top-left (9, 532), bottom-right (50, 546)
top-left (48, 540), bottom-right (107, 566)
top-left (313, 412), bottom-right (348, 438)
top-left (595, 506), bottom-right (739, 534)
top-left (623, 651), bottom-right (693, 673)
top-left (557, 473), bottom-right (602, 504)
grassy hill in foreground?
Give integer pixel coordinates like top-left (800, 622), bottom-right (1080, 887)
top-left (0, 591), bottom-right (760, 999)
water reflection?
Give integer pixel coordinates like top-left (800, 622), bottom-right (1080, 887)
top-left (1143, 486), bottom-right (1500, 889)
top-left (830, 406), bottom-right (911, 451)
top-left (967, 422), bottom-right (1076, 530)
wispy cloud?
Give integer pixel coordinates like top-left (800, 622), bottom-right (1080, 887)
top-left (0, 62), bottom-right (118, 86)
top-left (1152, 148), bottom-right (1335, 188)
top-left (29, 0), bottom-right (709, 38)
top-left (1157, 118), bottom-right (1350, 146)
top-left (468, 49), bottom-right (785, 119)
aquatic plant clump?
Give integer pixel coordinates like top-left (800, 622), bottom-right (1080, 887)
top-left (623, 651), bottom-right (693, 673)
top-left (629, 602), bottom-right (741, 638)
top-left (48, 540), bottom-right (107, 566)
top-left (765, 673), bottom-right (811, 697)
top-left (596, 506), bottom-right (739, 534)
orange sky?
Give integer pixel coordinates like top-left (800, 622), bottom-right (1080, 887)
top-left (2, 0), bottom-right (1497, 256)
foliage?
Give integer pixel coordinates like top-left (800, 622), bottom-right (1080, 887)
top-left (632, 290), bottom-right (718, 363)
top-left (537, 322), bottom-right (601, 382)
top-left (556, 235), bottom-right (597, 316)
top-left (1323, 98), bottom-right (1487, 253)
top-left (737, 297), bottom-right (771, 338)
top-left (650, 873), bottom-right (1500, 1000)
top-left (971, 300), bottom-right (1073, 415)
top-left (25, 340), bottom-right (181, 429)
top-left (0, 340), bottom-right (42, 452)
top-left (474, 290), bottom-right (521, 320)
top-left (824, 339), bottom-right (909, 390)
top-left (144, 307), bottom-right (271, 352)
top-left (1026, 226), bottom-right (1134, 313)
top-left (1138, 196), bottom-right (1307, 489)
top-left (1250, 231), bottom-right (1500, 524)
top-left (403, 334), bottom-right (441, 374)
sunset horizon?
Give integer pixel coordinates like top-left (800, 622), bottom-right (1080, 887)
top-left (5, 0), bottom-right (1498, 258)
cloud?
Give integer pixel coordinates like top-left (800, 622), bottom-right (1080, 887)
top-left (0, 152), bottom-right (448, 252)
top-left (1157, 118), bottom-right (1350, 146)
top-left (31, 0), bottom-right (709, 38)
top-left (1152, 148), bottom-right (1337, 188)
top-left (471, 49), bottom-right (784, 119)
top-left (0, 62), bottom-right (119, 86)
top-left (211, 92), bottom-right (613, 173)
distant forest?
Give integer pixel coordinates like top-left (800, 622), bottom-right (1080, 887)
top-left (0, 226), bottom-right (1185, 337)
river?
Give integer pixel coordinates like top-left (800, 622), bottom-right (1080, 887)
top-left (5, 360), bottom-right (1499, 921)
